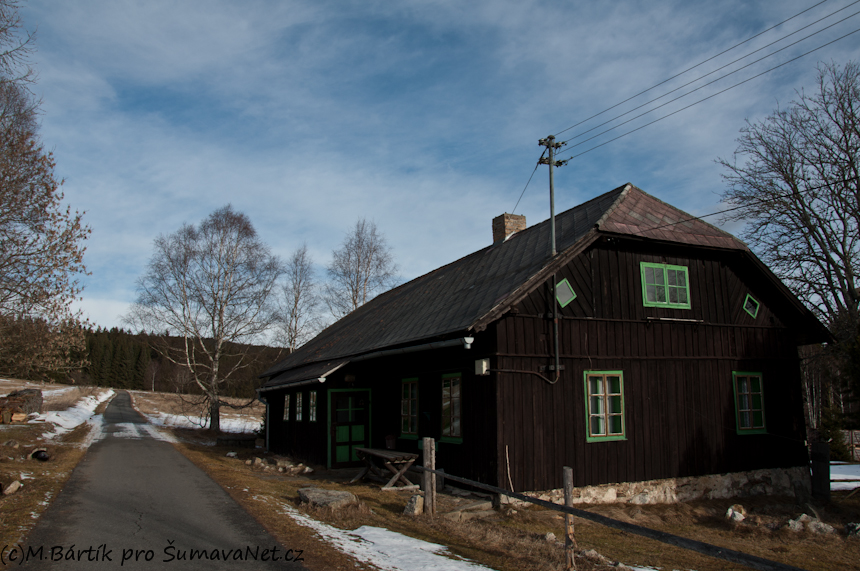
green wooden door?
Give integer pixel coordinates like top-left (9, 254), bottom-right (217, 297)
top-left (330, 390), bottom-right (370, 468)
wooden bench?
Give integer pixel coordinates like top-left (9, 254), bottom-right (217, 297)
top-left (349, 447), bottom-right (419, 491)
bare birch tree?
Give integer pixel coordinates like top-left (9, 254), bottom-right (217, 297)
top-left (126, 206), bottom-right (283, 432)
top-left (273, 243), bottom-right (324, 350)
top-left (324, 218), bottom-right (398, 319)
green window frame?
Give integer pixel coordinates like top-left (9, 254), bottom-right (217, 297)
top-left (556, 278), bottom-right (577, 308)
top-left (733, 372), bottom-right (766, 434)
top-left (400, 379), bottom-right (418, 438)
top-left (441, 373), bottom-right (462, 442)
top-left (283, 394), bottom-right (290, 422)
top-left (295, 392), bottom-right (303, 422)
top-left (743, 294), bottom-right (760, 319)
top-left (640, 262), bottom-right (691, 309)
top-left (584, 371), bottom-right (626, 442)
top-left (309, 391), bottom-right (317, 422)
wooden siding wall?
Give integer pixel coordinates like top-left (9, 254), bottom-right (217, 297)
top-left (266, 340), bottom-right (499, 483)
top-left (266, 386), bottom-right (329, 466)
top-left (496, 239), bottom-right (809, 492)
top-left (363, 347), bottom-right (498, 486)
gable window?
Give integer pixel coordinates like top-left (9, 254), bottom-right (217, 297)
top-left (441, 374), bottom-right (462, 441)
top-left (283, 394), bottom-right (290, 421)
top-left (401, 379), bottom-right (418, 437)
top-left (640, 262), bottom-right (691, 309)
top-left (733, 372), bottom-right (766, 434)
top-left (584, 371), bottom-right (626, 442)
top-left (309, 391), bottom-right (317, 422)
top-left (743, 294), bottom-right (760, 318)
top-left (556, 278), bottom-right (577, 308)
top-left (296, 392), bottom-right (303, 422)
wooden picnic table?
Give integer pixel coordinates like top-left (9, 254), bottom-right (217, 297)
top-left (349, 447), bottom-right (419, 491)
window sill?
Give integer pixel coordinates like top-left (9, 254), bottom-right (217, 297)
top-left (585, 435), bottom-right (626, 443)
top-left (399, 434), bottom-right (419, 440)
top-left (643, 302), bottom-right (692, 310)
top-left (736, 429), bottom-right (767, 435)
top-left (439, 436), bottom-right (463, 444)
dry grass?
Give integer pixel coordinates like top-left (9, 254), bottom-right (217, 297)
top-left (174, 440), bottom-right (586, 571)
top-left (172, 433), bottom-right (860, 571)
top-left (0, 381), bottom-right (113, 567)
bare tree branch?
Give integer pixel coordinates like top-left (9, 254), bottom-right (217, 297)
top-left (718, 61), bottom-right (860, 335)
top-left (273, 243), bottom-right (324, 350)
top-left (324, 218), bottom-right (398, 319)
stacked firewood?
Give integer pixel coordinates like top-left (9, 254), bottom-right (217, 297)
top-left (0, 389), bottom-right (42, 424)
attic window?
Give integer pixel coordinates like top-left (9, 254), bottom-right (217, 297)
top-left (556, 278), bottom-right (577, 308)
top-left (640, 262), bottom-right (691, 309)
top-left (743, 294), bottom-right (760, 318)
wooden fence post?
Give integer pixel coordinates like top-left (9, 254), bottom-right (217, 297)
top-left (563, 466), bottom-right (577, 570)
top-left (423, 437), bottom-right (436, 515)
top-left (810, 442), bottom-right (830, 502)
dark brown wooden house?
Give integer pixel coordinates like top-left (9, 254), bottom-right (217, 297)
top-left (259, 183), bottom-right (830, 494)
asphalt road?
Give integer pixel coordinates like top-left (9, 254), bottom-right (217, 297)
top-left (19, 391), bottom-right (304, 570)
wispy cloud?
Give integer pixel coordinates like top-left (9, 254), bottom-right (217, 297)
top-left (21, 0), bottom-right (860, 328)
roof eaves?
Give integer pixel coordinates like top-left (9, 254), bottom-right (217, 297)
top-left (259, 360), bottom-right (350, 391)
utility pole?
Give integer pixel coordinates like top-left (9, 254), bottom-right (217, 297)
top-left (538, 135), bottom-right (565, 256)
top-left (538, 135), bottom-right (565, 383)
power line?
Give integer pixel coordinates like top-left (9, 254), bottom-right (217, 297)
top-left (553, 26), bottom-right (860, 164)
top-left (644, 176), bottom-right (860, 233)
top-left (559, 1), bottom-right (860, 147)
top-left (511, 150), bottom-right (545, 214)
top-left (553, 0), bottom-right (834, 137)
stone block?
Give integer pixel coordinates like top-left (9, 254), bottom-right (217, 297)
top-left (403, 494), bottom-right (423, 516)
top-left (298, 487), bottom-right (357, 510)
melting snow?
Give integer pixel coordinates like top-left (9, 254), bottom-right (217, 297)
top-left (253, 495), bottom-right (495, 571)
top-left (142, 411), bottom-right (260, 433)
top-left (831, 462), bottom-right (860, 491)
top-left (88, 420), bottom-right (179, 443)
top-left (31, 390), bottom-right (115, 438)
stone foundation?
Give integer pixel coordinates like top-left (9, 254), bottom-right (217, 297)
top-left (499, 466), bottom-right (811, 506)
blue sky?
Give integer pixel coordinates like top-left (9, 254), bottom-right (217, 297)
top-left (21, 0), bottom-right (860, 330)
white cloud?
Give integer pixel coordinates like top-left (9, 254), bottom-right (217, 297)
top-left (19, 0), bottom-right (860, 329)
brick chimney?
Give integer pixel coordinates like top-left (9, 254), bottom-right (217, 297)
top-left (492, 213), bottom-right (526, 244)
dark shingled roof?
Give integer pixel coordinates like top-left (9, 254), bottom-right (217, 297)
top-left (261, 183), bottom-right (822, 386)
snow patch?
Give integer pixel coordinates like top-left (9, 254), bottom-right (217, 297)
top-left (831, 462), bottom-right (860, 491)
top-left (88, 419), bottom-right (179, 443)
top-left (142, 411), bottom-right (259, 433)
top-left (252, 495), bottom-right (495, 571)
top-left (32, 390), bottom-right (115, 438)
